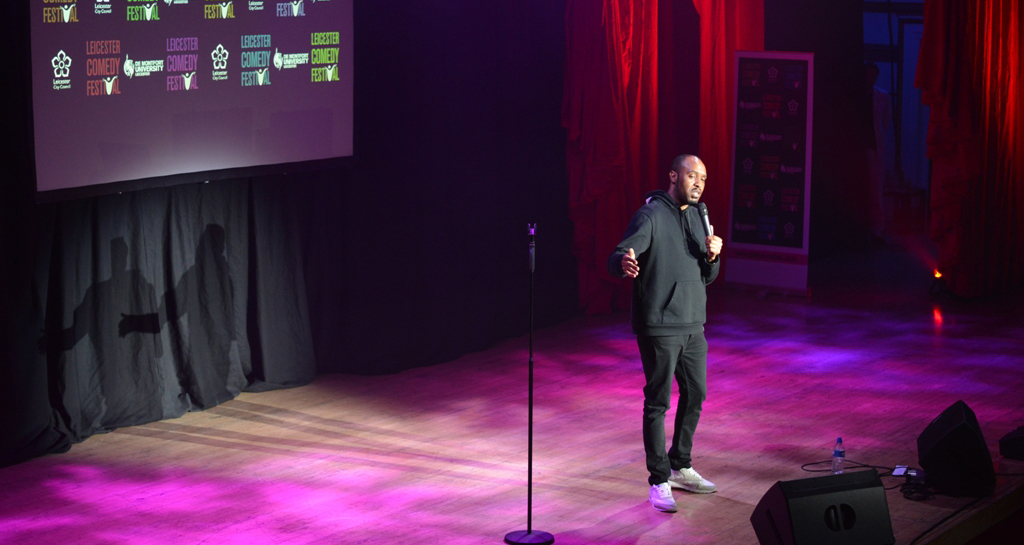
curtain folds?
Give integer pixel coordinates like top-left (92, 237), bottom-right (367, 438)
top-left (564, 0), bottom-right (763, 313)
top-left (916, 0), bottom-right (1024, 297)
top-left (564, 0), bottom-right (659, 314)
top-left (34, 180), bottom-right (317, 443)
top-left (693, 0), bottom-right (764, 241)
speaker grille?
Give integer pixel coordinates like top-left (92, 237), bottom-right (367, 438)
top-left (751, 469), bottom-right (894, 545)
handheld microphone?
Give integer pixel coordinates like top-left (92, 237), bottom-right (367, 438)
top-left (697, 203), bottom-right (712, 238)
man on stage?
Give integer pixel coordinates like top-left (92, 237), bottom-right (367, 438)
top-left (608, 154), bottom-right (723, 513)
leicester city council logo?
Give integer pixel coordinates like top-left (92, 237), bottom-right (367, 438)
top-left (52, 50), bottom-right (72, 78)
top-left (212, 44), bottom-right (229, 70)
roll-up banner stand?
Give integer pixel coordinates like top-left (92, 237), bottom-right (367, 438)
top-left (726, 51), bottom-right (814, 295)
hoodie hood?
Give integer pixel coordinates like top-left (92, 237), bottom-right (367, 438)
top-left (644, 189), bottom-right (682, 209)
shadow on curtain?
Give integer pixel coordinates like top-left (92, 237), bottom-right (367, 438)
top-left (35, 180), bottom-right (317, 444)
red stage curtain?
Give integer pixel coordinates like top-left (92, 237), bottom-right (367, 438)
top-left (563, 0), bottom-right (659, 314)
top-left (916, 0), bottom-right (1024, 297)
top-left (564, 0), bottom-right (762, 313)
top-left (693, 0), bottom-right (764, 250)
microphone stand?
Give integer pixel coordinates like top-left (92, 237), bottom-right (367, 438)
top-left (504, 224), bottom-right (554, 545)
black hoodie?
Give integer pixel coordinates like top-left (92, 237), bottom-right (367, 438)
top-left (608, 190), bottom-right (720, 336)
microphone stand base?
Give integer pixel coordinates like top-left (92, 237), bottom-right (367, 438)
top-left (504, 530), bottom-right (554, 544)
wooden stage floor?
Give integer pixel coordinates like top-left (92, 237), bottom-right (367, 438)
top-left (3, 242), bottom-right (1024, 544)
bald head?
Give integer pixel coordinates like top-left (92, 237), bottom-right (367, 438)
top-left (671, 154), bottom-right (701, 173)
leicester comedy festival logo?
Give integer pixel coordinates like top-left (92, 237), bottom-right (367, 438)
top-left (310, 31), bottom-right (339, 83)
top-left (167, 37), bottom-right (199, 91)
top-left (277, 0), bottom-right (304, 17)
top-left (85, 40), bottom-right (122, 96)
top-left (127, 0), bottom-right (160, 21)
top-left (240, 34), bottom-right (272, 86)
top-left (43, 1), bottom-right (79, 23)
top-left (205, 0), bottom-right (235, 19)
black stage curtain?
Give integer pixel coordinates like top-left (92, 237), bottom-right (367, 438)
top-left (35, 179), bottom-right (318, 443)
top-left (3, 0), bottom-right (575, 466)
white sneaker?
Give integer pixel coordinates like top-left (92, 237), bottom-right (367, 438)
top-left (668, 467), bottom-right (717, 493)
top-left (648, 483), bottom-right (677, 512)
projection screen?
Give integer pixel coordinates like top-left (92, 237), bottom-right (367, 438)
top-left (30, 0), bottom-right (353, 199)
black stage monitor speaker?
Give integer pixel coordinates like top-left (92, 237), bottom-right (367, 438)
top-left (750, 469), bottom-right (894, 545)
top-left (917, 400), bottom-right (996, 497)
top-left (999, 425), bottom-right (1024, 460)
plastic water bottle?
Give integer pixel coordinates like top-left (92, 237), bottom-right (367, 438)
top-left (831, 437), bottom-right (845, 474)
